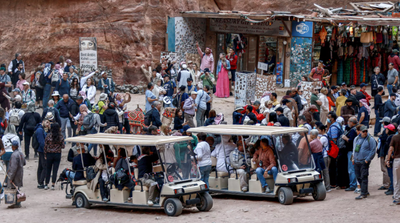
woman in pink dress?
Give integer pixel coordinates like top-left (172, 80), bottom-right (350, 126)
top-left (215, 53), bottom-right (231, 98)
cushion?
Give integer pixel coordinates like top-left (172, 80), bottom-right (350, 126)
top-left (72, 180), bottom-right (87, 186)
top-left (210, 171), bottom-right (229, 178)
top-left (211, 157), bottom-right (217, 166)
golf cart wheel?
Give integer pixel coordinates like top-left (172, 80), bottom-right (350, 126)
top-left (75, 193), bottom-right (90, 208)
top-left (312, 182), bottom-right (326, 201)
top-left (278, 187), bottom-right (293, 205)
top-left (196, 193), bottom-right (213, 212)
top-left (164, 198), bottom-right (183, 216)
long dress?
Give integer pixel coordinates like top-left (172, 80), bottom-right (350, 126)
top-left (215, 60), bottom-right (230, 98)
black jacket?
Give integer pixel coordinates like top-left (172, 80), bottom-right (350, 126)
top-left (174, 116), bottom-right (184, 130)
top-left (292, 94), bottom-right (303, 111)
top-left (150, 108), bottom-right (162, 128)
top-left (138, 152), bottom-right (159, 178)
top-left (72, 153), bottom-right (96, 181)
top-left (102, 108), bottom-right (119, 128)
top-left (348, 94), bottom-right (360, 113)
top-left (42, 107), bottom-right (61, 126)
top-left (18, 112), bottom-right (41, 133)
top-left (244, 112), bottom-right (257, 124)
top-left (374, 94), bottom-right (384, 115)
top-left (277, 114), bottom-right (290, 127)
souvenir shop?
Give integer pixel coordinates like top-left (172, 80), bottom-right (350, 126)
top-left (311, 21), bottom-right (400, 86)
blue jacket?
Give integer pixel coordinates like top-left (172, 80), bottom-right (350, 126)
top-left (216, 59), bottom-right (231, 76)
top-left (35, 124), bottom-right (47, 153)
top-left (232, 111), bottom-right (243, 124)
top-left (97, 77), bottom-right (115, 95)
top-left (353, 134), bottom-right (377, 164)
top-left (384, 100), bottom-right (396, 117)
top-left (58, 79), bottom-right (70, 96)
top-left (150, 108), bottom-right (162, 128)
top-left (55, 98), bottom-right (74, 118)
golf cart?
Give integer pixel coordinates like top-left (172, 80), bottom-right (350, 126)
top-left (187, 125), bottom-right (326, 205)
top-left (64, 133), bottom-right (213, 216)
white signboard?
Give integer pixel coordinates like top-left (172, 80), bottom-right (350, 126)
top-left (79, 37), bottom-right (97, 74)
top-left (257, 62), bottom-right (269, 71)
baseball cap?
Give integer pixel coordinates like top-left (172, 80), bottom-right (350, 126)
top-left (360, 125), bottom-right (368, 132)
top-left (360, 83), bottom-right (367, 88)
top-left (12, 140), bottom-right (19, 147)
top-left (12, 88), bottom-right (20, 93)
top-left (276, 107), bottom-right (284, 112)
top-left (341, 82), bottom-right (347, 86)
top-left (384, 124), bottom-right (396, 132)
top-left (350, 85), bottom-right (356, 90)
top-left (380, 117), bottom-right (391, 123)
top-left (390, 93), bottom-right (397, 97)
top-left (331, 86), bottom-right (337, 90)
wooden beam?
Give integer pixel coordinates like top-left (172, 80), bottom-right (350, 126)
top-left (280, 19), bottom-right (292, 38)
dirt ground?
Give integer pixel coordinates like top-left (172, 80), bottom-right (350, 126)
top-left (1, 93), bottom-right (400, 223)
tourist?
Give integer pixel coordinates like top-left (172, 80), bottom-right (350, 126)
top-left (182, 92), bottom-right (197, 127)
top-left (353, 125), bottom-right (377, 200)
top-left (371, 67), bottom-right (386, 97)
top-left (374, 86), bottom-right (384, 136)
top-left (145, 82), bottom-right (157, 113)
top-left (195, 85), bottom-right (211, 127)
top-left (69, 77), bottom-right (80, 101)
top-left (342, 117), bottom-right (358, 192)
top-left (18, 103), bottom-right (41, 159)
top-left (215, 53), bottom-right (231, 98)
top-left (387, 62), bottom-right (399, 95)
top-left (97, 71), bottom-right (115, 98)
top-left (6, 140), bottom-right (25, 208)
top-left (15, 72), bottom-right (27, 91)
top-left (44, 123), bottom-right (64, 190)
top-left (309, 60), bottom-right (325, 81)
top-left (196, 42), bottom-right (214, 73)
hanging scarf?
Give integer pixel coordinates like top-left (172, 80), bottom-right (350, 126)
top-left (360, 99), bottom-right (371, 114)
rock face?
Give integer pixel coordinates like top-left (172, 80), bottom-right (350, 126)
top-left (0, 0), bottom-right (369, 85)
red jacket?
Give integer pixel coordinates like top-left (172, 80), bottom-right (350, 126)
top-left (360, 90), bottom-right (371, 103)
top-left (388, 55), bottom-right (400, 71)
top-left (226, 54), bottom-right (238, 70)
top-left (241, 105), bottom-right (264, 121)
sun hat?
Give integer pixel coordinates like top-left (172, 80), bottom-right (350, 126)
top-left (99, 93), bottom-right (107, 101)
top-left (51, 91), bottom-right (60, 97)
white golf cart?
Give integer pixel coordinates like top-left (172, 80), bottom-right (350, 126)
top-left (187, 125), bottom-right (326, 205)
top-left (64, 133), bottom-right (213, 216)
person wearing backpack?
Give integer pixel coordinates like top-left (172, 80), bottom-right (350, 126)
top-left (87, 106), bottom-right (107, 156)
top-left (55, 94), bottom-right (75, 139)
top-left (34, 119), bottom-right (50, 189)
top-left (9, 101), bottom-right (25, 131)
top-left (1, 124), bottom-right (21, 188)
top-left (42, 62), bottom-right (54, 109)
top-left (41, 100), bottom-right (61, 126)
top-left (341, 117), bottom-right (359, 192)
top-left (35, 66), bottom-right (45, 109)
top-left (21, 82), bottom-right (36, 107)
top-left (102, 102), bottom-right (119, 131)
top-left (352, 125), bottom-right (377, 200)
top-left (326, 111), bottom-right (343, 189)
top-left (18, 103), bottom-right (42, 160)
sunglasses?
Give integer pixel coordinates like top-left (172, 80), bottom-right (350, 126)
top-left (362, 130), bottom-right (368, 133)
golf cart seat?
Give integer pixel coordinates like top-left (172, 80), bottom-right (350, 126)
top-left (210, 171), bottom-right (229, 177)
top-left (72, 180), bottom-right (87, 186)
top-left (251, 173), bottom-right (273, 180)
top-left (249, 173), bottom-right (274, 193)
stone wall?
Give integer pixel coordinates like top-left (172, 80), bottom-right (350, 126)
top-left (0, 0), bottom-right (369, 85)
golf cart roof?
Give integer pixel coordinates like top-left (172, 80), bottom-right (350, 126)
top-left (187, 125), bottom-right (308, 136)
top-left (65, 133), bottom-right (192, 147)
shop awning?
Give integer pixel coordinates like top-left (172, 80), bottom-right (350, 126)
top-left (180, 11), bottom-right (305, 20)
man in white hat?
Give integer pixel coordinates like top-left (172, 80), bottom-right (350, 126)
top-left (97, 71), bottom-right (115, 98)
top-left (177, 63), bottom-right (192, 89)
top-left (21, 81), bottom-right (36, 107)
top-left (182, 91), bottom-right (197, 127)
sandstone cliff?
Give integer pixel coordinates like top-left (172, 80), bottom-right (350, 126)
top-left (0, 0), bottom-right (369, 85)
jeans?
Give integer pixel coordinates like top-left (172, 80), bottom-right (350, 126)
top-left (374, 111), bottom-right (381, 135)
top-left (388, 84), bottom-right (396, 96)
top-left (255, 166), bottom-right (278, 188)
top-left (37, 152), bottom-right (47, 185)
top-left (45, 153), bottom-right (61, 185)
top-left (99, 178), bottom-right (109, 200)
top-left (388, 166), bottom-right (394, 191)
top-left (42, 83), bottom-right (52, 109)
top-left (199, 165), bottom-right (212, 188)
top-left (88, 127), bottom-right (98, 156)
top-left (66, 170), bottom-right (75, 183)
top-left (196, 108), bottom-right (206, 127)
top-left (60, 117), bottom-right (71, 139)
top-left (354, 162), bottom-right (370, 196)
top-left (24, 131), bottom-right (34, 157)
top-left (348, 152), bottom-right (357, 188)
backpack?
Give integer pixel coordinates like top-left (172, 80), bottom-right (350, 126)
top-left (39, 72), bottom-right (46, 87)
top-left (392, 114), bottom-right (400, 125)
top-left (82, 113), bottom-right (95, 130)
top-left (47, 107), bottom-right (57, 119)
top-left (144, 108), bottom-right (154, 126)
top-left (51, 70), bottom-right (59, 83)
top-left (9, 109), bottom-right (21, 126)
top-left (327, 124), bottom-right (343, 158)
top-left (0, 118), bottom-right (5, 136)
top-left (31, 130), bottom-right (40, 150)
top-left (26, 114), bottom-right (37, 132)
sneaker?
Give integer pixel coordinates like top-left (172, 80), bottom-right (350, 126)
top-left (147, 200), bottom-right (154, 206)
top-left (102, 198), bottom-right (108, 202)
top-left (355, 195), bottom-right (367, 200)
top-left (326, 189), bottom-right (332, 193)
top-left (51, 185), bottom-right (55, 190)
top-left (345, 187), bottom-right (356, 192)
top-left (385, 190), bottom-right (394, 195)
top-left (393, 200), bottom-right (400, 205)
top-left (37, 184), bottom-right (45, 189)
top-left (354, 188), bottom-right (361, 193)
top-left (378, 186), bottom-right (388, 190)
top-left (44, 185), bottom-right (49, 190)
top-left (262, 186), bottom-right (266, 193)
top-left (265, 186), bottom-right (273, 193)
top-left (241, 187), bottom-right (248, 192)
top-left (8, 203), bottom-right (21, 209)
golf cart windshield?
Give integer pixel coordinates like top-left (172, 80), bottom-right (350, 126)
top-left (273, 132), bottom-right (314, 172)
top-left (159, 140), bottom-right (200, 183)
